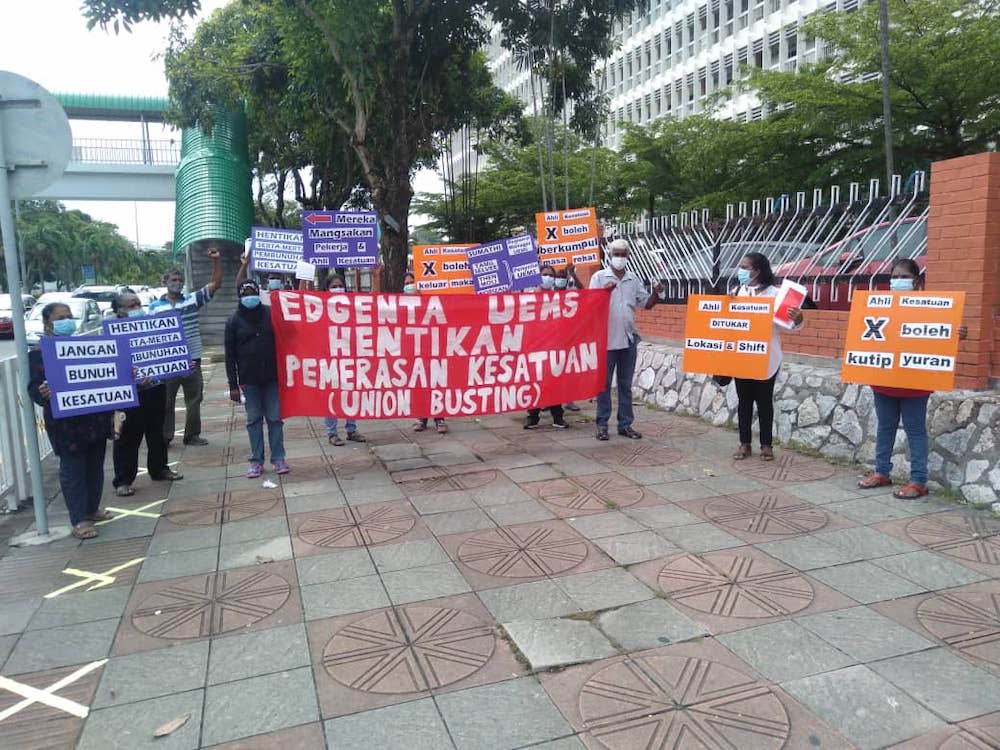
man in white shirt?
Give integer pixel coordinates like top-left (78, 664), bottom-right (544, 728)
top-left (589, 239), bottom-right (663, 441)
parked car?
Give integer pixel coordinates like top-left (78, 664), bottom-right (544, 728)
top-left (774, 218), bottom-right (927, 309)
top-left (72, 285), bottom-right (135, 315)
top-left (0, 294), bottom-right (37, 338)
top-left (25, 296), bottom-right (104, 345)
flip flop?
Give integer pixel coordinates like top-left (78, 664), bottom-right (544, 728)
top-left (115, 485), bottom-right (135, 497)
top-left (71, 523), bottom-right (98, 540)
top-left (87, 509), bottom-right (116, 521)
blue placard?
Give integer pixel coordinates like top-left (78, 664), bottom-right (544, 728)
top-left (302, 211), bottom-right (379, 268)
top-left (249, 227), bottom-right (304, 273)
top-left (467, 234), bottom-right (542, 293)
top-left (103, 312), bottom-right (192, 383)
top-left (40, 335), bottom-right (139, 418)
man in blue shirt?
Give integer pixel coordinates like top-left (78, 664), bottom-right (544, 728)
top-left (149, 247), bottom-right (223, 446)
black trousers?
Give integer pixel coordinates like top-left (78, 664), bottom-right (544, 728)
top-left (528, 405), bottom-right (565, 422)
top-left (114, 385), bottom-right (169, 487)
top-left (735, 373), bottom-right (778, 448)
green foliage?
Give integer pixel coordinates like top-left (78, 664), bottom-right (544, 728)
top-left (83, 0), bottom-right (200, 31)
top-left (1, 201), bottom-right (172, 290)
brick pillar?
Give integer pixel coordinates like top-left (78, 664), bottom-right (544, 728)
top-left (927, 153), bottom-right (1000, 390)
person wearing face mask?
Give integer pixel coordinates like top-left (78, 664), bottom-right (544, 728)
top-left (323, 273), bottom-right (368, 445)
top-left (525, 265), bottom-right (570, 429)
top-left (402, 271), bottom-right (418, 295)
top-left (858, 259), bottom-right (967, 498)
top-left (404, 272), bottom-right (449, 433)
top-left (235, 250), bottom-right (286, 304)
top-left (27, 303), bottom-right (115, 539)
top-left (589, 239), bottom-right (664, 441)
top-left (150, 247), bottom-right (223, 447)
top-left (555, 266), bottom-right (582, 411)
top-left (731, 252), bottom-right (804, 461)
top-left (225, 280), bottom-right (290, 478)
top-left (109, 293), bottom-right (183, 497)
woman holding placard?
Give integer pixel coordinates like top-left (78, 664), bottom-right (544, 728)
top-left (405, 272), bottom-right (449, 434)
top-left (27, 302), bottom-right (115, 540)
top-left (732, 253), bottom-right (804, 461)
top-left (858, 259), bottom-right (966, 498)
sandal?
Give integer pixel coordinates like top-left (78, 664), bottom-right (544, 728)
top-left (328, 434), bottom-right (346, 446)
top-left (760, 446), bottom-right (774, 461)
top-left (115, 485), bottom-right (135, 497)
top-left (436, 422), bottom-right (449, 435)
top-left (858, 472), bottom-right (892, 489)
top-left (71, 522), bottom-right (98, 540)
top-left (733, 444), bottom-right (752, 460)
top-left (413, 420), bottom-right (427, 432)
top-left (87, 509), bottom-right (115, 521)
top-left (893, 481), bottom-right (928, 499)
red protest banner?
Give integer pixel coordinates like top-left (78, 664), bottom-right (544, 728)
top-left (270, 290), bottom-right (610, 420)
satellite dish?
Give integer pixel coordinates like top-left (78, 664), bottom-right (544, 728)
top-left (0, 71), bottom-right (72, 199)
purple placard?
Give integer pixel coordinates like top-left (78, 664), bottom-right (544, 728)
top-left (40, 335), bottom-right (138, 419)
top-left (249, 227), bottom-right (303, 273)
top-left (467, 234), bottom-right (542, 293)
top-left (103, 311), bottom-right (192, 383)
top-left (302, 211), bottom-right (379, 267)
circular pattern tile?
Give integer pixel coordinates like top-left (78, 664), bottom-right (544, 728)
top-left (323, 606), bottom-right (495, 693)
top-left (731, 453), bottom-right (836, 483)
top-left (132, 569), bottom-right (290, 639)
top-left (579, 654), bottom-right (790, 749)
top-left (593, 444), bottom-right (683, 467)
top-left (636, 418), bottom-right (710, 439)
top-left (906, 512), bottom-right (1000, 565)
top-left (400, 469), bottom-right (498, 494)
top-left (165, 491), bottom-right (279, 526)
top-left (534, 474), bottom-right (645, 512)
top-left (939, 727), bottom-right (1000, 750)
top-left (457, 525), bottom-right (588, 578)
top-left (917, 591), bottom-right (1000, 668)
top-left (296, 505), bottom-right (416, 548)
top-left (328, 451), bottom-right (376, 474)
top-left (704, 492), bottom-right (829, 536)
top-left (658, 553), bottom-right (814, 618)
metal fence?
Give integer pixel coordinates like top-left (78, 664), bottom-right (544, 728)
top-left (0, 357), bottom-right (53, 513)
top-left (618, 172), bottom-right (929, 309)
top-left (71, 138), bottom-right (180, 166)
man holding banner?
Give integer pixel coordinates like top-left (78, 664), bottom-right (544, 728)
top-left (589, 239), bottom-right (663, 441)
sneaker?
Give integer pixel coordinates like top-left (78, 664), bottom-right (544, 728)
top-left (246, 462), bottom-right (264, 479)
top-left (328, 434), bottom-right (346, 446)
top-left (273, 460), bottom-right (291, 475)
top-left (183, 436), bottom-right (209, 446)
top-left (564, 401), bottom-right (581, 411)
top-left (596, 426), bottom-right (609, 441)
top-left (552, 420), bottom-right (569, 429)
top-left (346, 431), bottom-right (367, 443)
top-left (413, 419), bottom-right (428, 432)
top-left (152, 468), bottom-right (184, 481)
top-left (524, 418), bottom-right (540, 430)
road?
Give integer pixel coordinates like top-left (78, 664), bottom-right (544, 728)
top-left (0, 339), bottom-right (19, 361)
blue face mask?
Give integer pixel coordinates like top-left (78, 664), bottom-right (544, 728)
top-left (267, 279), bottom-right (282, 291)
top-left (127, 308), bottom-right (145, 318)
top-left (737, 268), bottom-right (752, 285)
top-left (403, 284), bottom-right (416, 293)
top-left (540, 275), bottom-right (555, 289)
top-left (52, 319), bottom-right (77, 336)
top-left (554, 277), bottom-right (569, 289)
top-left (240, 295), bottom-right (261, 309)
top-left (890, 278), bottom-right (914, 292)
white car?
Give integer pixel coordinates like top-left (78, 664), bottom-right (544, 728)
top-left (25, 296), bottom-right (104, 345)
top-left (71, 285), bottom-right (134, 315)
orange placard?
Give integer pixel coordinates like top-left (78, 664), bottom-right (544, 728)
top-left (412, 244), bottom-right (475, 295)
top-left (682, 295), bottom-right (774, 379)
top-left (535, 207), bottom-right (601, 269)
top-left (841, 290), bottom-right (966, 391)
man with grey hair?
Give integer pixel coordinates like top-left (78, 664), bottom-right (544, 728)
top-left (589, 238), bottom-right (663, 441)
top-left (149, 247), bottom-right (223, 446)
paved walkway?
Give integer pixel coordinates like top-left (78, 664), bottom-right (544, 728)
top-left (2, 359), bottom-right (1000, 750)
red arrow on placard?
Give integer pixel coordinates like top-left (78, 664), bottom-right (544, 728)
top-left (304, 213), bottom-right (333, 225)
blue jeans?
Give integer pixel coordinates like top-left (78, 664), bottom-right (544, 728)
top-left (243, 382), bottom-right (285, 464)
top-left (873, 391), bottom-right (930, 485)
top-left (58, 441), bottom-right (107, 526)
top-left (596, 338), bottom-right (638, 430)
top-left (324, 417), bottom-right (357, 437)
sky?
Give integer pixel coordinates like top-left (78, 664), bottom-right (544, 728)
top-left (0, 0), bottom-right (442, 248)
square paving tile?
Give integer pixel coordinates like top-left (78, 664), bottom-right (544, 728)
top-left (565, 512), bottom-right (644, 540)
top-left (201, 722), bottom-right (325, 750)
top-left (219, 517), bottom-right (289, 546)
top-left (478, 579), bottom-right (582, 622)
top-left (138, 546), bottom-right (219, 583)
top-left (593, 531), bottom-right (679, 564)
top-left (93, 641), bottom-right (209, 708)
top-left (622, 503), bottom-right (703, 529)
top-left (796, 606), bottom-right (935, 662)
top-left (656, 522), bottom-right (745, 552)
top-left (294, 548), bottom-right (375, 586)
top-left (208, 622), bottom-right (311, 685)
top-left (381, 562), bottom-right (472, 605)
top-left (147, 526), bottom-right (221, 555)
top-left (202, 667), bottom-right (319, 746)
top-left (871, 550), bottom-right (988, 591)
top-left (218, 536), bottom-right (293, 570)
top-left (407, 491), bottom-right (478, 515)
top-left (782, 665), bottom-right (944, 749)
top-left (0, 597), bottom-right (42, 635)
top-left (78, 688), bottom-right (204, 750)
top-left (870, 648), bottom-right (1000, 722)
top-left (483, 500), bottom-right (556, 525)
top-left (719, 620), bottom-right (856, 682)
top-left (824, 497), bottom-right (922, 524)
top-left (810, 561), bottom-right (927, 604)
top-left (323, 698), bottom-right (455, 749)
top-left (284, 491), bottom-right (347, 514)
top-left (0, 633), bottom-right (16, 667)
top-left (645, 480), bottom-right (718, 503)
top-left (301, 575), bottom-right (389, 621)
top-left (64, 536), bottom-right (151, 587)
top-left (504, 619), bottom-right (617, 670)
top-left (756, 535), bottom-right (869, 571)
top-left (114, 560), bottom-right (304, 656)
top-left (423, 508), bottom-right (496, 536)
top-left (504, 463), bottom-right (563, 483)
top-left (815, 526), bottom-right (918, 559)
top-left (4, 618), bottom-right (119, 675)
top-left (552, 568), bottom-right (653, 612)
top-left (436, 677), bottom-right (574, 750)
top-left (26, 586), bottom-right (130, 631)
top-left (370, 539), bottom-right (450, 573)
top-left (0, 661), bottom-right (102, 749)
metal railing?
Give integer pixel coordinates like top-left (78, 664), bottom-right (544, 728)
top-left (71, 138), bottom-right (180, 166)
top-left (617, 172), bottom-right (929, 309)
top-left (0, 357), bottom-right (53, 512)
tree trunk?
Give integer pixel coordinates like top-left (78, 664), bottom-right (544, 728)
top-left (373, 179), bottom-right (413, 293)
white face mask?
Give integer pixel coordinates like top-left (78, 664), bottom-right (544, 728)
top-left (540, 275), bottom-right (555, 289)
top-left (610, 256), bottom-right (628, 271)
